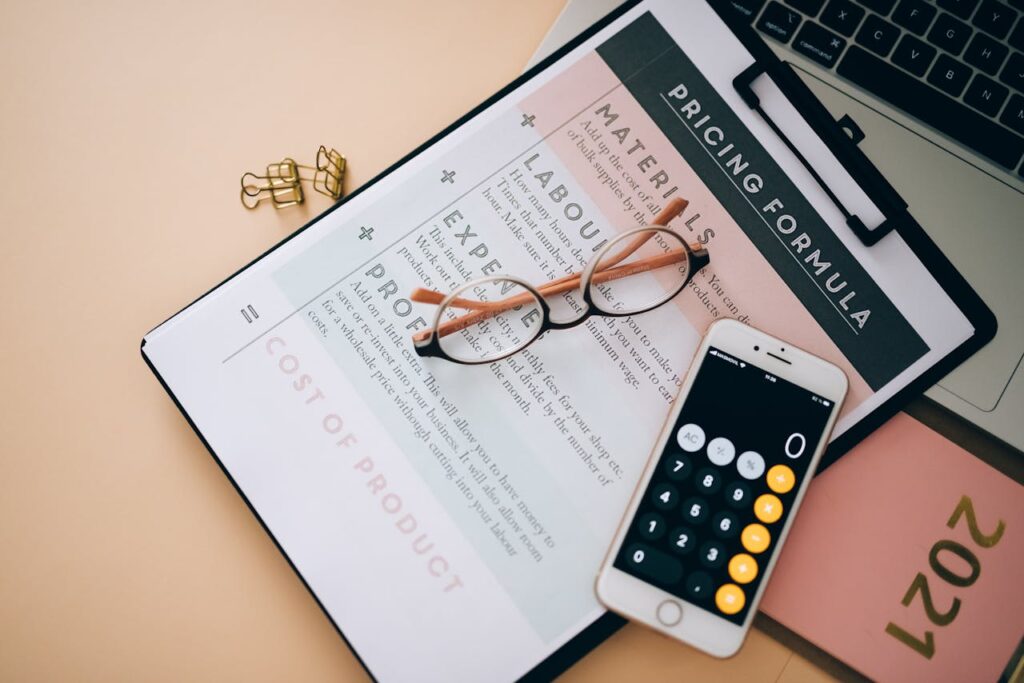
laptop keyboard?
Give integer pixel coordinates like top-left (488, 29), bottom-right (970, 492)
top-left (726, 0), bottom-right (1024, 177)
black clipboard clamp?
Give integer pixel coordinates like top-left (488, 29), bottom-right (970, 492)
top-left (732, 60), bottom-right (910, 246)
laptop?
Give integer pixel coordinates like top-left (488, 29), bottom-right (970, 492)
top-left (529, 0), bottom-right (1024, 453)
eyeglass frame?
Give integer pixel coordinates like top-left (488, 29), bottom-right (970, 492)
top-left (411, 225), bottom-right (710, 365)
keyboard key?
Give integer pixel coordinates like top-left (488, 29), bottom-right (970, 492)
top-left (1000, 51), bottom-right (1024, 90)
top-left (1001, 93), bottom-right (1024, 133)
top-left (856, 13), bottom-right (901, 55)
top-left (964, 73), bottom-right (1010, 114)
top-left (964, 31), bottom-right (1010, 73)
top-left (822, 0), bottom-right (866, 35)
top-left (793, 21), bottom-right (849, 66)
top-left (893, 32), bottom-right (938, 75)
top-left (787, 0), bottom-right (826, 14)
top-left (859, 0), bottom-right (897, 14)
top-left (837, 45), bottom-right (1024, 167)
top-left (758, 1), bottom-right (803, 43)
top-left (893, 0), bottom-right (938, 34)
top-left (728, 0), bottom-right (768, 22)
top-left (928, 12), bottom-right (973, 54)
top-left (928, 53), bottom-right (974, 95)
top-left (938, 0), bottom-right (981, 20)
top-left (973, 0), bottom-right (1018, 38)
top-left (1010, 17), bottom-right (1024, 50)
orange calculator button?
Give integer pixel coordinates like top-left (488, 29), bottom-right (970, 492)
top-left (728, 553), bottom-right (759, 584)
top-left (741, 523), bottom-right (771, 554)
top-left (715, 583), bottom-right (746, 615)
top-left (766, 464), bottom-right (795, 494)
top-left (754, 493), bottom-right (783, 524)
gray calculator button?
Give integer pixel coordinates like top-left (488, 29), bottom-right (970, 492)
top-left (664, 453), bottom-right (692, 482)
top-left (695, 467), bottom-right (722, 494)
top-left (638, 512), bottom-right (666, 541)
top-left (706, 436), bottom-right (736, 466)
top-left (651, 482), bottom-right (679, 510)
top-left (684, 571), bottom-right (713, 599)
top-left (676, 423), bottom-right (706, 452)
top-left (668, 526), bottom-right (697, 555)
top-left (737, 451), bottom-right (766, 480)
top-left (726, 482), bottom-right (750, 508)
top-left (681, 496), bottom-right (709, 524)
top-left (625, 543), bottom-right (683, 584)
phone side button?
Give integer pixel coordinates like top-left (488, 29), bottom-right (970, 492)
top-left (624, 543), bottom-right (684, 585)
top-left (656, 599), bottom-right (683, 627)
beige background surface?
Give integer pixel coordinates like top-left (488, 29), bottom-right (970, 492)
top-left (3, 1), bottom-right (1013, 681)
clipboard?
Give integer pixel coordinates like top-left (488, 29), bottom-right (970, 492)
top-left (141, 1), bottom-right (995, 680)
top-left (506, 5), bottom-right (995, 679)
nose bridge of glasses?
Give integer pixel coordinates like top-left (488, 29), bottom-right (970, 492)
top-left (407, 197), bottom-right (698, 355)
top-left (530, 274), bottom-right (589, 328)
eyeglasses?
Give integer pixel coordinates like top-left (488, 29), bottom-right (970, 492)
top-left (409, 197), bottom-right (709, 364)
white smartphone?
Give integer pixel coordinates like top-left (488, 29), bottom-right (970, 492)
top-left (596, 319), bottom-right (848, 657)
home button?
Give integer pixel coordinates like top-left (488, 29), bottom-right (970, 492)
top-left (656, 599), bottom-right (683, 626)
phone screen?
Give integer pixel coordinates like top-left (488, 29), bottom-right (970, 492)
top-left (613, 345), bottom-right (835, 624)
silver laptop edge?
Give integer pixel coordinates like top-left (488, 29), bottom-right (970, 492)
top-left (528, 0), bottom-right (1024, 453)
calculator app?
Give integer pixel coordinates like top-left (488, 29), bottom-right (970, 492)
top-left (613, 346), bottom-right (833, 624)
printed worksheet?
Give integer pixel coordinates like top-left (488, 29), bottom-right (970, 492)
top-left (143, 2), bottom-right (975, 680)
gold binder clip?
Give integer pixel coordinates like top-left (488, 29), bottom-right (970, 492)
top-left (240, 158), bottom-right (304, 210)
top-left (240, 147), bottom-right (345, 210)
top-left (296, 146), bottom-right (346, 200)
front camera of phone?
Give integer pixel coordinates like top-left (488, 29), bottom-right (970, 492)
top-left (754, 345), bottom-right (760, 351)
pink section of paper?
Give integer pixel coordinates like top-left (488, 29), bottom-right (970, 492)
top-left (520, 53), bottom-right (872, 414)
top-left (762, 413), bottom-right (1024, 682)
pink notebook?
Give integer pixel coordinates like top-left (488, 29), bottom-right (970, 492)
top-left (761, 413), bottom-right (1023, 682)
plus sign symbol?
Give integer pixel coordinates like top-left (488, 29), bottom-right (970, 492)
top-left (440, 169), bottom-right (456, 184)
top-left (358, 225), bottom-right (374, 241)
top-left (520, 112), bottom-right (536, 127)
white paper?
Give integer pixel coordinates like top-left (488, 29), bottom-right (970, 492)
top-left (143, 2), bottom-right (974, 680)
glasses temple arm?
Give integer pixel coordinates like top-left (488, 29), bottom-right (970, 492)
top-left (411, 247), bottom-right (697, 343)
top-left (412, 197), bottom-right (694, 343)
top-left (411, 197), bottom-right (692, 312)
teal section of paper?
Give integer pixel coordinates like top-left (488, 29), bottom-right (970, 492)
top-left (595, 12), bottom-right (928, 389)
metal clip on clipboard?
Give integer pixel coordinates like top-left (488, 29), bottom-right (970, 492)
top-left (733, 61), bottom-right (909, 247)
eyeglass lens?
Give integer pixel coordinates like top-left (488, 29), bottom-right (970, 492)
top-left (436, 278), bottom-right (545, 363)
top-left (588, 228), bottom-right (691, 315)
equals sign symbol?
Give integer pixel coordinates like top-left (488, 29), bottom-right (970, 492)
top-left (241, 304), bottom-right (259, 323)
